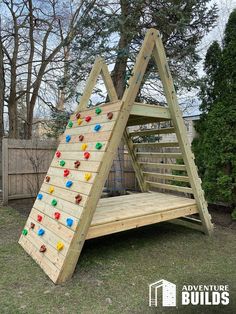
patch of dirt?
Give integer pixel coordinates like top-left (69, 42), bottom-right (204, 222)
top-left (209, 204), bottom-right (236, 230)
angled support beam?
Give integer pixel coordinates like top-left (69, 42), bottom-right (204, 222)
top-left (152, 31), bottom-right (213, 235)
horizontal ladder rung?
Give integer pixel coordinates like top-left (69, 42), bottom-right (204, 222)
top-left (133, 142), bottom-right (179, 148)
top-left (143, 172), bottom-right (189, 182)
top-left (138, 162), bottom-right (186, 171)
top-left (129, 127), bottom-right (175, 137)
top-left (146, 181), bottom-right (193, 194)
top-left (136, 152), bottom-right (182, 158)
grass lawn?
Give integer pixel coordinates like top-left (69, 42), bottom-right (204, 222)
top-left (0, 205), bottom-right (235, 314)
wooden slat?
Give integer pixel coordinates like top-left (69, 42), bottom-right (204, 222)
top-left (133, 142), bottom-right (179, 148)
top-left (59, 131), bottom-right (111, 144)
top-left (50, 159), bottom-right (101, 172)
top-left (143, 172), bottom-right (189, 182)
top-left (146, 181), bottom-right (193, 194)
top-left (138, 162), bottom-right (186, 171)
top-left (64, 120), bottom-right (115, 136)
top-left (87, 204), bottom-right (198, 239)
top-left (131, 103), bottom-right (171, 119)
top-left (129, 127), bottom-right (175, 137)
top-left (58, 141), bottom-right (108, 152)
top-left (136, 152), bottom-right (182, 159)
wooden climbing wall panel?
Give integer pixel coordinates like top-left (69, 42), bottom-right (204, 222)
top-left (19, 100), bottom-right (124, 283)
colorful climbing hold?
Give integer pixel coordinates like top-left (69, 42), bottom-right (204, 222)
top-left (75, 194), bottom-right (82, 204)
top-left (60, 160), bottom-right (65, 167)
top-left (95, 142), bottom-right (103, 150)
top-left (75, 112), bottom-right (81, 119)
top-left (48, 186), bottom-right (54, 194)
top-left (77, 118), bottom-right (83, 125)
top-left (79, 135), bottom-right (84, 141)
top-left (94, 124), bottom-right (101, 132)
top-left (84, 151), bottom-right (90, 159)
top-left (66, 218), bottom-right (74, 227)
top-left (68, 120), bottom-right (73, 128)
top-left (57, 241), bottom-right (64, 251)
top-left (95, 107), bottom-right (102, 115)
top-left (39, 245), bottom-right (46, 253)
top-left (38, 228), bottom-right (45, 236)
top-left (81, 143), bottom-right (87, 151)
top-left (74, 160), bottom-right (81, 168)
top-left (55, 150), bottom-right (61, 158)
top-left (54, 212), bottom-right (60, 220)
top-left (66, 135), bottom-right (71, 143)
top-left (37, 214), bottom-right (43, 222)
top-left (64, 169), bottom-right (70, 177)
top-left (51, 199), bottom-right (57, 206)
top-left (66, 180), bottom-right (73, 188)
top-left (84, 173), bottom-right (92, 181)
top-left (107, 112), bottom-right (113, 120)
top-left (45, 176), bottom-right (50, 183)
top-left (30, 222), bottom-right (35, 229)
top-left (22, 229), bottom-right (28, 236)
top-left (85, 116), bottom-right (91, 122)
top-left (37, 193), bottom-right (43, 200)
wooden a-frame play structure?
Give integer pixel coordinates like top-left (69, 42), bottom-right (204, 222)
top-left (19, 29), bottom-right (213, 284)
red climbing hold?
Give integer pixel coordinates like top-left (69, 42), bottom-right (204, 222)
top-left (75, 194), bottom-right (82, 204)
top-left (30, 222), bottom-right (35, 229)
top-left (39, 245), bottom-right (46, 253)
top-left (37, 214), bottom-right (43, 222)
top-left (74, 160), bottom-right (81, 168)
top-left (56, 151), bottom-right (61, 158)
top-left (79, 135), bottom-right (84, 141)
top-left (84, 151), bottom-right (90, 159)
top-left (45, 176), bottom-right (50, 183)
top-left (54, 212), bottom-right (60, 220)
top-left (64, 169), bottom-right (70, 177)
top-left (107, 112), bottom-right (113, 120)
top-left (75, 112), bottom-right (81, 119)
top-left (85, 116), bottom-right (91, 122)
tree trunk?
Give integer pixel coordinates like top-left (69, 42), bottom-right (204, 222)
top-left (0, 29), bottom-right (4, 138)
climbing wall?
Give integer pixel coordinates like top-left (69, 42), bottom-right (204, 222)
top-left (19, 100), bottom-right (123, 283)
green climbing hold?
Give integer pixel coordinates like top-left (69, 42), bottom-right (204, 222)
top-left (51, 199), bottom-right (57, 206)
top-left (60, 160), bottom-right (65, 167)
top-left (95, 107), bottom-right (102, 115)
top-left (95, 142), bottom-right (103, 150)
top-left (68, 121), bottom-right (73, 128)
top-left (22, 229), bottom-right (28, 236)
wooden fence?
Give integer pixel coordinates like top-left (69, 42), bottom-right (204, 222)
top-left (2, 138), bottom-right (58, 204)
top-left (1, 138), bottom-right (138, 204)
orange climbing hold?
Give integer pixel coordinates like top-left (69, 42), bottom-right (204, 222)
top-left (75, 112), bottom-right (81, 119)
top-left (79, 135), bottom-right (84, 141)
top-left (45, 176), bottom-right (50, 182)
top-left (107, 112), bottom-right (113, 120)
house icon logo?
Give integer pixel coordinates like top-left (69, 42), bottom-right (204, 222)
top-left (149, 279), bottom-right (176, 307)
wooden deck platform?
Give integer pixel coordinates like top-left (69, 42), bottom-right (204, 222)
top-left (87, 192), bottom-right (198, 239)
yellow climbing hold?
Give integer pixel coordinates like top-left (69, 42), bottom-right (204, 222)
top-left (77, 118), bottom-right (83, 125)
top-left (48, 186), bottom-right (54, 194)
top-left (84, 172), bottom-right (92, 181)
top-left (57, 241), bottom-right (64, 251)
top-left (81, 143), bottom-right (88, 151)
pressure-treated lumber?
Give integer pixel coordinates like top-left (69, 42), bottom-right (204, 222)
top-left (19, 28), bottom-right (213, 285)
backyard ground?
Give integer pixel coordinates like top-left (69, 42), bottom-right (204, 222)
top-left (0, 202), bottom-right (235, 314)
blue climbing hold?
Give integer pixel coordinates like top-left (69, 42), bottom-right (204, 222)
top-left (66, 218), bottom-right (74, 227)
top-left (38, 228), bottom-right (45, 236)
top-left (94, 124), bottom-right (101, 132)
top-left (37, 193), bottom-right (43, 200)
top-left (66, 180), bottom-right (73, 188)
top-left (66, 135), bottom-right (71, 142)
